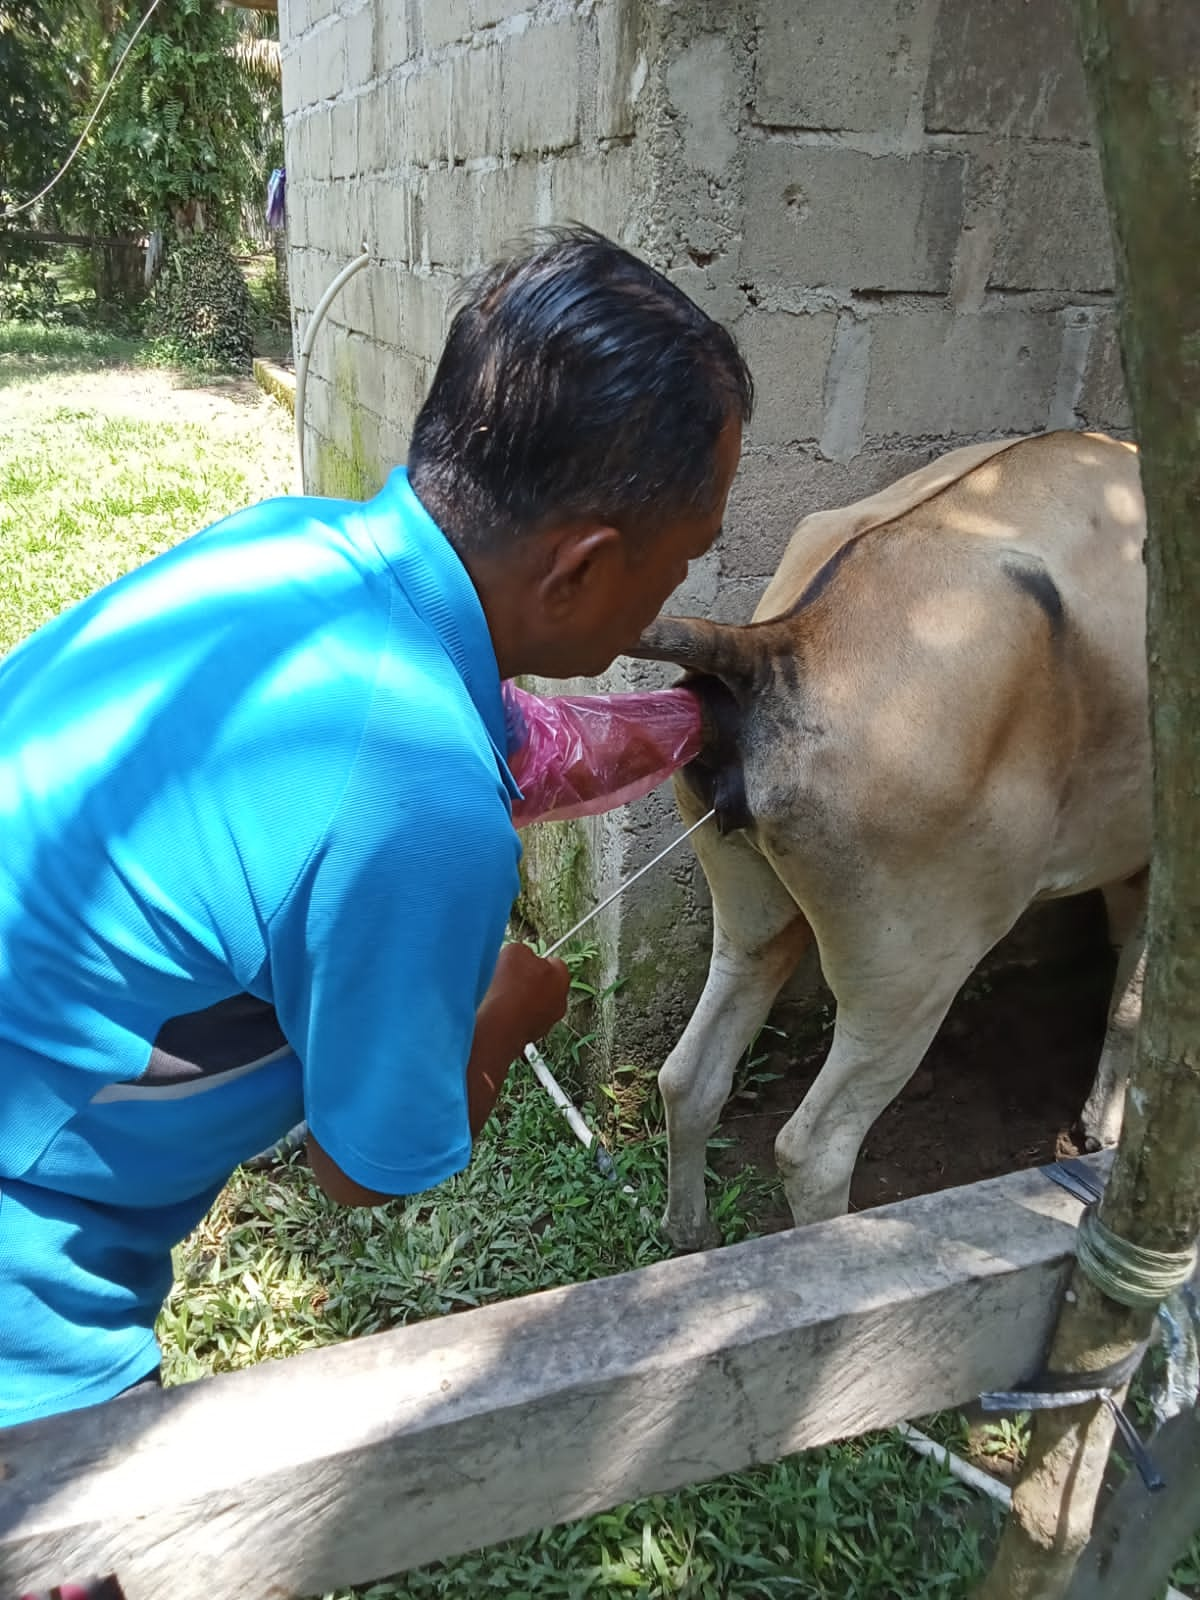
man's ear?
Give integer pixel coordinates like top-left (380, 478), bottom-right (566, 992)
top-left (536, 524), bottom-right (625, 619)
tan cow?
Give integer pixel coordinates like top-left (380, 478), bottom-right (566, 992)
top-left (632, 430), bottom-right (1149, 1250)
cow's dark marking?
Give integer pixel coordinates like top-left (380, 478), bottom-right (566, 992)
top-left (1003, 558), bottom-right (1066, 638)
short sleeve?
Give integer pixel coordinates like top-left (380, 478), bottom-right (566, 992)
top-left (266, 720), bottom-right (521, 1197)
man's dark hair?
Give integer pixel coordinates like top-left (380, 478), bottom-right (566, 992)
top-left (407, 226), bottom-right (753, 555)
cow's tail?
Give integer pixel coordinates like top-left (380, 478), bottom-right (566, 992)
top-left (629, 614), bottom-right (776, 697)
top-left (628, 614), bottom-right (781, 834)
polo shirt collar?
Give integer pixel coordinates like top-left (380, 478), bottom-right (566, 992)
top-left (360, 468), bottom-right (518, 795)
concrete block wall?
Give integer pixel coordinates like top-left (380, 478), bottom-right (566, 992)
top-left (279, 0), bottom-right (1129, 1078)
top-left (279, 0), bottom-right (647, 498)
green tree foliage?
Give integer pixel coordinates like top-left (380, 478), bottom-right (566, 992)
top-left (2, 0), bottom-right (281, 322)
top-left (0, 1), bottom-right (75, 208)
top-left (71, 0), bottom-right (272, 240)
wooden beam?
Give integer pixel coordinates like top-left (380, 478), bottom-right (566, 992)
top-left (0, 1158), bottom-right (1108, 1600)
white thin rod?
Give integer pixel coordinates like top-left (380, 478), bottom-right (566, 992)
top-left (897, 1425), bottom-right (1012, 1506)
top-left (294, 246), bottom-right (372, 493)
top-left (524, 1043), bottom-right (595, 1150)
top-left (525, 808), bottom-right (715, 1163)
top-left (544, 808), bottom-right (715, 959)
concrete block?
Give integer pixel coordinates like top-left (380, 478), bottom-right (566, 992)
top-left (377, 0), bottom-right (410, 73)
top-left (477, 160), bottom-right (539, 253)
top-left (664, 32), bottom-right (737, 178)
top-left (720, 445), bottom-right (936, 581)
top-left (990, 147), bottom-right (1115, 293)
top-left (404, 61), bottom-right (452, 164)
top-left (346, 334), bottom-right (390, 417)
top-left (281, 46), bottom-right (302, 117)
top-left (424, 0), bottom-right (472, 50)
top-left (546, 147), bottom-right (636, 242)
top-left (1078, 314), bottom-right (1130, 434)
top-left (924, 0), bottom-right (1092, 141)
top-left (374, 174), bottom-right (413, 261)
top-left (503, 20), bottom-right (582, 155)
top-left (597, 0), bottom-right (642, 140)
top-left (864, 309), bottom-right (1063, 437)
top-left (740, 144), bottom-right (964, 291)
top-left (342, 251), bottom-right (376, 330)
top-left (370, 261), bottom-right (404, 345)
top-left (305, 26), bottom-right (347, 103)
top-left (331, 97), bottom-right (358, 178)
top-left (343, 2), bottom-right (376, 87)
top-left (355, 81), bottom-right (387, 172)
top-left (387, 350), bottom-right (435, 435)
top-left (279, 0), bottom-right (299, 50)
top-left (754, 0), bottom-right (926, 134)
top-left (737, 310), bottom-right (838, 446)
top-left (368, 75), bottom-right (406, 173)
top-left (305, 111), bottom-right (332, 183)
top-left (421, 165), bottom-right (477, 268)
top-left (450, 42), bottom-right (504, 160)
top-left (398, 270), bottom-right (451, 365)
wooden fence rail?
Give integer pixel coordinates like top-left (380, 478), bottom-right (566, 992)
top-left (0, 1156), bottom-right (1108, 1600)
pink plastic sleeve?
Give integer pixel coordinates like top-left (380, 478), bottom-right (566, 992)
top-left (503, 682), bottom-right (705, 828)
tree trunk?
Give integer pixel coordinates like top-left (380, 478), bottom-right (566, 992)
top-left (977, 3), bottom-right (1200, 1596)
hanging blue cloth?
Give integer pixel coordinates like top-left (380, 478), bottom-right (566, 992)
top-left (266, 167), bottom-right (286, 230)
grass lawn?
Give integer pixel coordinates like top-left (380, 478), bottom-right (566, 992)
top-left (4, 326), bottom-right (1194, 1600)
top-left (0, 322), bottom-right (293, 652)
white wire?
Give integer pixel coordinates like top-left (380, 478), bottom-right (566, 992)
top-left (4, 0), bottom-right (168, 219)
top-left (544, 809), bottom-right (715, 959)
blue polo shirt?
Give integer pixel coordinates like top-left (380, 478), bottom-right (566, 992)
top-left (0, 470), bottom-right (522, 1426)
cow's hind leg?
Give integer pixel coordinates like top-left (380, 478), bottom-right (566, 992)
top-left (770, 872), bottom-right (1026, 1228)
top-left (659, 804), bottom-right (813, 1251)
top-left (1079, 871), bottom-right (1148, 1151)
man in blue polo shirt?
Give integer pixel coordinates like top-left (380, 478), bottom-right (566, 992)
top-left (0, 226), bottom-right (752, 1426)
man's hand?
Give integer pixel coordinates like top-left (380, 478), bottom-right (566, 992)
top-left (467, 942), bottom-right (570, 1134)
top-left (486, 941), bottom-right (572, 1042)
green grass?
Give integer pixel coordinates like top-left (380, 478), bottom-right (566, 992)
top-left (7, 322), bottom-right (1196, 1600)
top-left (0, 324), bottom-right (292, 651)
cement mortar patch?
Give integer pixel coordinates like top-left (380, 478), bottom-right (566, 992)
top-left (754, 0), bottom-right (930, 135)
top-left (740, 143), bottom-right (964, 292)
top-left (664, 32), bottom-right (738, 178)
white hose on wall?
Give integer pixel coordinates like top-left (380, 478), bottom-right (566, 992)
top-left (294, 244), bottom-right (373, 494)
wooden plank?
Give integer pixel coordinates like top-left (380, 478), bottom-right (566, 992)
top-left (0, 1157), bottom-right (1108, 1600)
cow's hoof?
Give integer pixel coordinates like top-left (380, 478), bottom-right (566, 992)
top-left (662, 1212), bottom-right (721, 1253)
